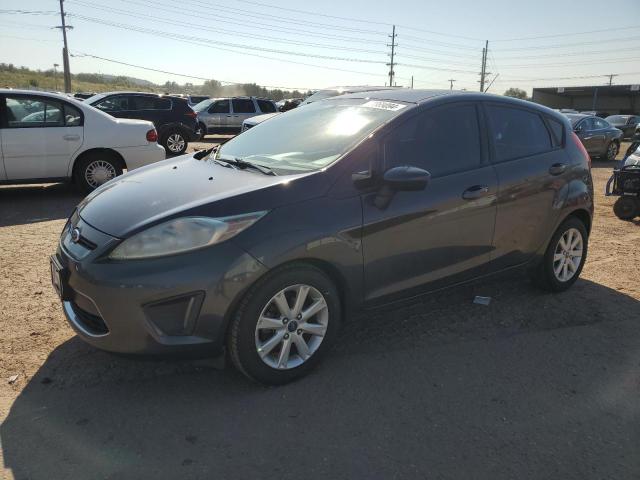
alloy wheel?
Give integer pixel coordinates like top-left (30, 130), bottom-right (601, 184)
top-left (254, 284), bottom-right (329, 370)
top-left (553, 228), bottom-right (584, 282)
top-left (606, 142), bottom-right (618, 161)
top-left (84, 160), bottom-right (116, 188)
top-left (167, 133), bottom-right (186, 153)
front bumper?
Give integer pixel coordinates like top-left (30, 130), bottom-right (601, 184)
top-left (54, 212), bottom-right (267, 355)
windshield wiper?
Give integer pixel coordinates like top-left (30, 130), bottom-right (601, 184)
top-left (215, 156), bottom-right (276, 176)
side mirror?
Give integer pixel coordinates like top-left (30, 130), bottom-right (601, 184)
top-left (383, 166), bottom-right (431, 191)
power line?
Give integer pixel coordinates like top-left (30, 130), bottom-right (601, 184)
top-left (118, 0), bottom-right (383, 45)
top-left (68, 13), bottom-right (386, 64)
top-left (495, 35), bottom-right (640, 51)
top-left (492, 24), bottom-right (640, 42)
top-left (71, 52), bottom-right (319, 90)
top-left (68, 0), bottom-right (387, 55)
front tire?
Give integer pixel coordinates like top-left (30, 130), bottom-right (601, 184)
top-left (74, 152), bottom-right (123, 193)
top-left (227, 264), bottom-right (341, 385)
top-left (197, 122), bottom-right (207, 141)
top-left (613, 197), bottom-right (639, 220)
top-left (161, 129), bottom-right (188, 155)
top-left (533, 217), bottom-right (588, 292)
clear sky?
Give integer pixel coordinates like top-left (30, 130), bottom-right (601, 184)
top-left (2, 0), bottom-right (640, 93)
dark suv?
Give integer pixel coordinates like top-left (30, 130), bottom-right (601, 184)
top-left (85, 92), bottom-right (199, 155)
top-left (53, 90), bottom-right (593, 385)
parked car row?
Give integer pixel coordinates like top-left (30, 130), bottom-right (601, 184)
top-left (564, 113), bottom-right (623, 161)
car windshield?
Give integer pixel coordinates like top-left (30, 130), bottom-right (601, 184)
top-left (214, 98), bottom-right (409, 173)
top-left (565, 114), bottom-right (586, 126)
top-left (193, 99), bottom-right (214, 112)
top-left (606, 115), bottom-right (630, 123)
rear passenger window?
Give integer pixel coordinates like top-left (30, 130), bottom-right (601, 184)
top-left (385, 103), bottom-right (482, 178)
top-left (546, 117), bottom-right (564, 146)
top-left (232, 99), bottom-right (256, 114)
top-left (486, 105), bottom-right (552, 162)
top-left (4, 96), bottom-right (63, 128)
top-left (132, 96), bottom-right (171, 110)
top-left (257, 100), bottom-right (276, 113)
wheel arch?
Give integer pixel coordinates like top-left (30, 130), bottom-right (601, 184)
top-left (70, 148), bottom-right (126, 181)
top-left (567, 208), bottom-right (592, 234)
top-left (221, 257), bottom-right (352, 343)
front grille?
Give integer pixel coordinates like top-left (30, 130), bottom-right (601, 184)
top-left (70, 301), bottom-right (109, 335)
top-left (76, 235), bottom-right (97, 251)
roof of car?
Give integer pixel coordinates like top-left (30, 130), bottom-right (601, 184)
top-left (335, 89), bottom-right (472, 104)
top-left (0, 89), bottom-right (78, 99)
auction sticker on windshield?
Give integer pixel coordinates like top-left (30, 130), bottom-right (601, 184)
top-left (361, 101), bottom-right (407, 111)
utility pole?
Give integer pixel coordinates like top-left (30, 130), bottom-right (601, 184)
top-left (56, 0), bottom-right (72, 93)
top-left (448, 79), bottom-right (456, 90)
top-left (606, 74), bottom-right (618, 86)
top-left (479, 40), bottom-right (489, 92)
top-left (387, 25), bottom-right (397, 88)
top-left (53, 63), bottom-right (59, 91)
top-left (411, 76), bottom-right (413, 89)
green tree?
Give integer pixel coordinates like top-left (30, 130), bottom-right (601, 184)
top-left (503, 88), bottom-right (528, 100)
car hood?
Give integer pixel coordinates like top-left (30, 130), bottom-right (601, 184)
top-left (77, 154), bottom-right (319, 238)
top-left (244, 112), bottom-right (281, 126)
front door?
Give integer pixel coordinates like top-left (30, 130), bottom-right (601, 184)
top-left (204, 99), bottom-right (230, 131)
top-left (1, 94), bottom-right (84, 180)
top-left (230, 98), bottom-right (258, 129)
top-left (575, 118), bottom-right (603, 155)
top-left (361, 102), bottom-right (498, 303)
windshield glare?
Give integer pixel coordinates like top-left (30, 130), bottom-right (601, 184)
top-left (216, 99), bottom-right (407, 173)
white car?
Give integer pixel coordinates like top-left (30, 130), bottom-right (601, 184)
top-left (0, 89), bottom-right (166, 192)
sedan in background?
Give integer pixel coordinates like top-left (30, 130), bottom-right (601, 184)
top-left (85, 92), bottom-right (199, 156)
top-left (0, 89), bottom-right (165, 192)
top-left (605, 115), bottom-right (640, 139)
top-left (565, 114), bottom-right (622, 161)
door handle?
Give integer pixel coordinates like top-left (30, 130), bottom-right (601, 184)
top-left (462, 185), bottom-right (489, 200)
top-left (63, 134), bottom-right (80, 141)
top-left (548, 163), bottom-right (567, 176)
top-left (226, 115), bottom-right (232, 117)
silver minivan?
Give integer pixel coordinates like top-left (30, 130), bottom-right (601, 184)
top-left (194, 96), bottom-right (277, 137)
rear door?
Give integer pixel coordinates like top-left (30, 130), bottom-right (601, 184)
top-left (129, 95), bottom-right (172, 129)
top-left (231, 98), bottom-right (257, 128)
top-left (361, 101), bottom-right (498, 302)
top-left (485, 103), bottom-right (570, 268)
top-left (1, 94), bottom-right (84, 180)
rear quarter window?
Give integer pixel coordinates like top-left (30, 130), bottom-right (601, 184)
top-left (546, 116), bottom-right (564, 147)
top-left (486, 105), bottom-right (552, 162)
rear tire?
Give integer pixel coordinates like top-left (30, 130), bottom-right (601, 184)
top-left (227, 264), bottom-right (341, 385)
top-left (73, 151), bottom-right (123, 193)
top-left (613, 197), bottom-right (639, 220)
top-left (161, 129), bottom-right (188, 155)
top-left (532, 217), bottom-right (588, 293)
top-left (605, 141), bottom-right (619, 161)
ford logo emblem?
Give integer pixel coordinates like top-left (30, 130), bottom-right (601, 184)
top-left (71, 227), bottom-right (81, 243)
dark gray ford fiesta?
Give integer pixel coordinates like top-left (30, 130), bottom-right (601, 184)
top-left (52, 89), bottom-right (594, 384)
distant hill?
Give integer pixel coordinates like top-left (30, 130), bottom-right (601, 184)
top-left (0, 63), bottom-right (158, 93)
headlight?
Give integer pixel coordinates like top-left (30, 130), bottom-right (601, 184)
top-left (109, 211), bottom-right (267, 260)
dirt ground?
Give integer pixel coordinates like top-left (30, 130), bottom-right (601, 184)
top-left (0, 141), bottom-right (638, 479)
